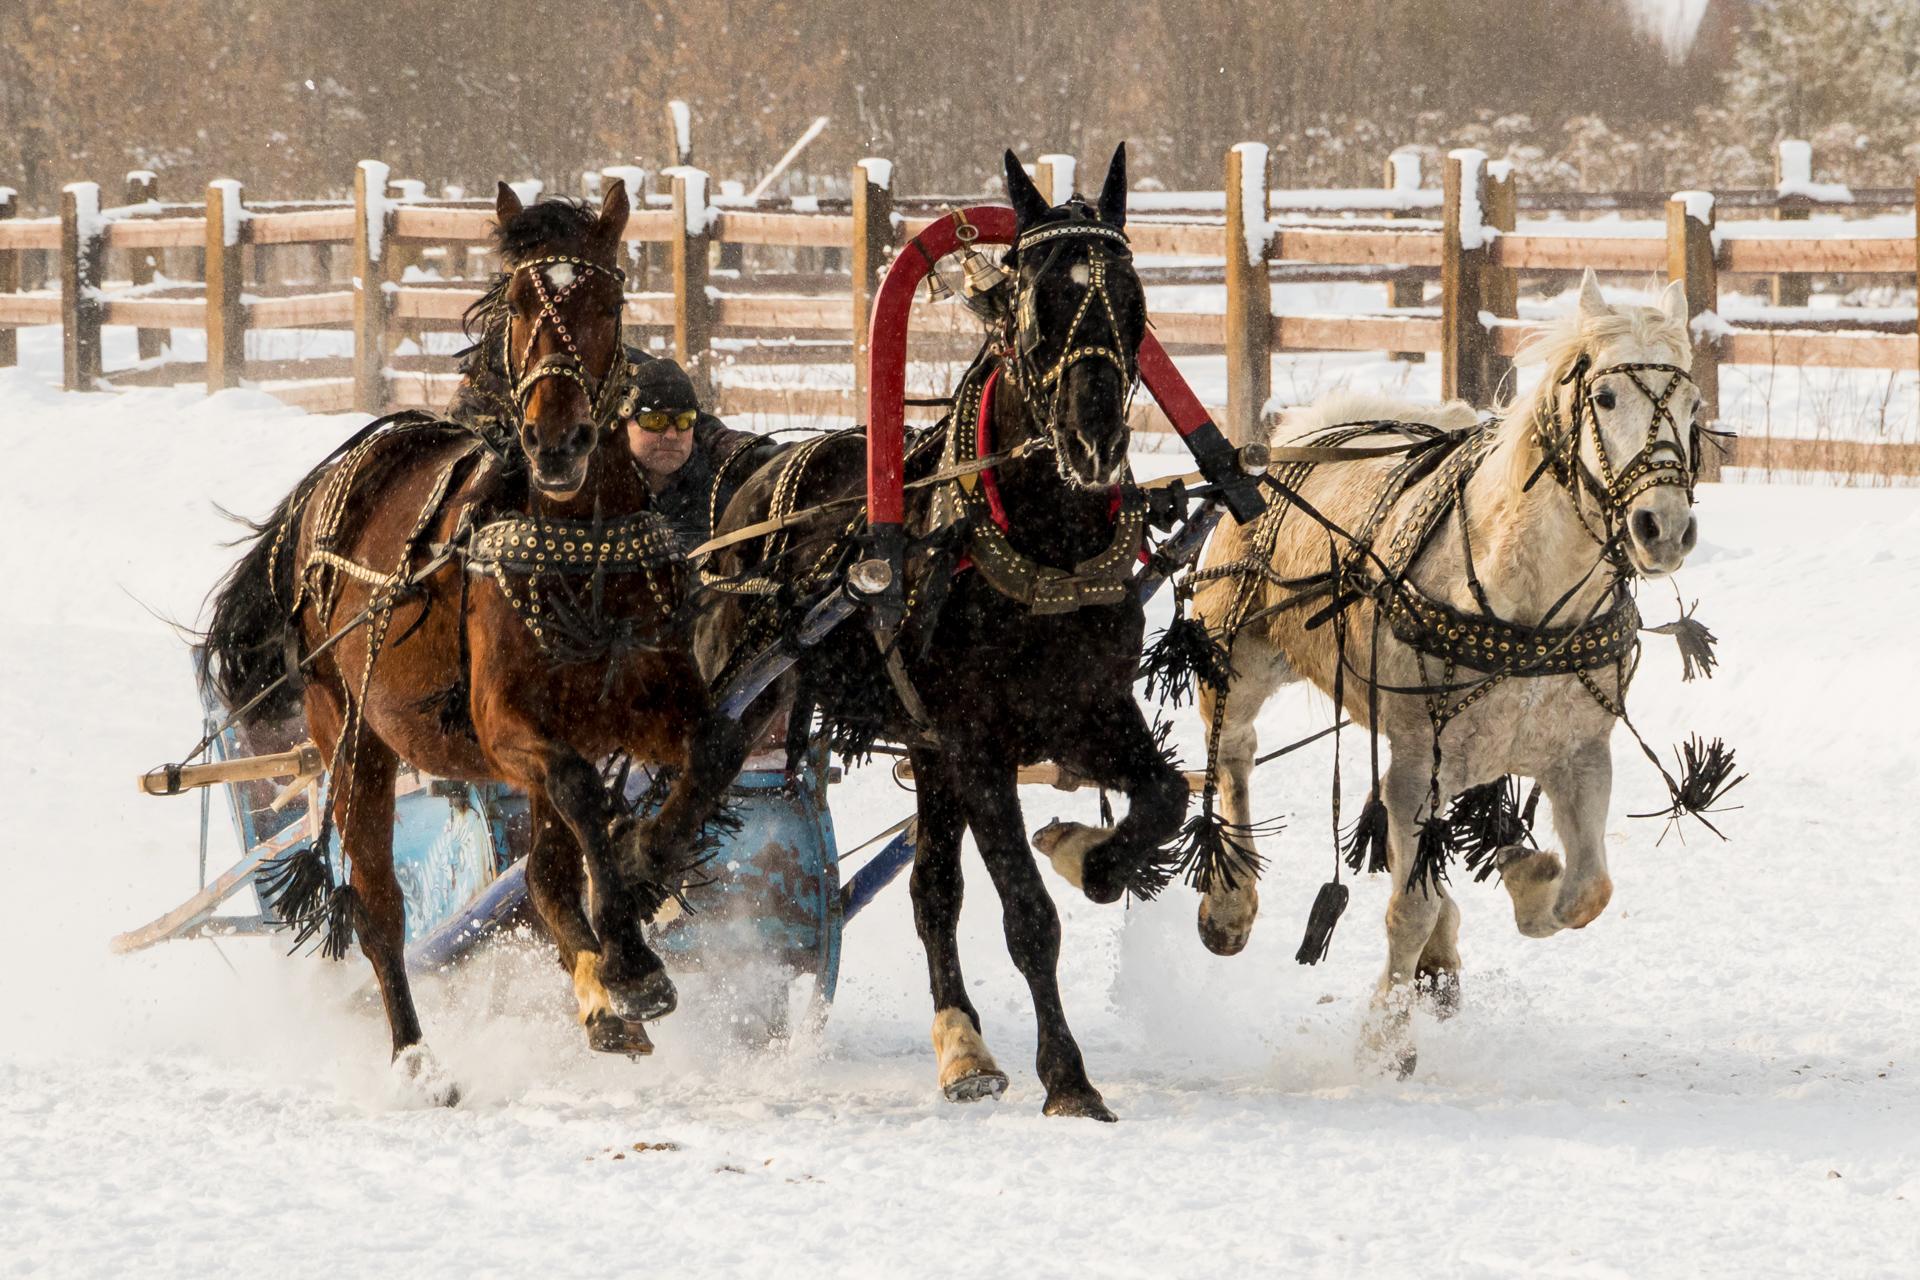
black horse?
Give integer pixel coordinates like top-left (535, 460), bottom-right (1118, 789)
top-left (695, 146), bottom-right (1189, 1120)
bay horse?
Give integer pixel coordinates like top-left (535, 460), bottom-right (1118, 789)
top-left (1190, 272), bottom-right (1706, 1072)
top-left (694, 146), bottom-right (1189, 1121)
top-left (199, 181), bottom-right (744, 1102)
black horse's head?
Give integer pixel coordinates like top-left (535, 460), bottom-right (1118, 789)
top-left (1002, 145), bottom-right (1144, 490)
top-left (489, 181), bottom-right (630, 498)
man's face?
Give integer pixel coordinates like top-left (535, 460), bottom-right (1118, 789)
top-left (626, 416), bottom-right (695, 479)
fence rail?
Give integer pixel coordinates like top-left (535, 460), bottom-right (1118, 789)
top-left (2, 140), bottom-right (1917, 480)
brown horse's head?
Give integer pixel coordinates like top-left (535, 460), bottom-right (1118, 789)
top-left (1002, 145), bottom-right (1144, 490)
top-left (491, 181), bottom-right (630, 498)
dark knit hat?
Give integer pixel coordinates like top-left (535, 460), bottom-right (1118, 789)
top-left (626, 352), bottom-right (699, 413)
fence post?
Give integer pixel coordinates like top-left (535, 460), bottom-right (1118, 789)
top-left (123, 171), bottom-right (165, 359)
top-left (60, 182), bottom-right (105, 391)
top-left (601, 167), bottom-right (649, 291)
top-left (1036, 153), bottom-right (1076, 205)
top-left (352, 160), bottom-right (393, 414)
top-left (1668, 191), bottom-right (1720, 484)
top-left (1772, 139), bottom-right (1811, 309)
top-left (1441, 150), bottom-right (1492, 406)
top-left (204, 180), bottom-right (247, 392)
top-left (1385, 148), bottom-right (1424, 362)
top-left (1482, 161), bottom-right (1518, 400)
top-left (0, 187), bottom-right (16, 368)
top-left (670, 167), bottom-right (713, 400)
top-left (1224, 143), bottom-right (1273, 446)
top-left (851, 158), bottom-right (895, 414)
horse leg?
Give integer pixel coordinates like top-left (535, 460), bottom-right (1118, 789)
top-left (523, 793), bottom-right (652, 1056)
top-left (484, 708), bottom-right (676, 1023)
top-left (1029, 693), bottom-right (1188, 907)
top-left (332, 729), bottom-right (458, 1105)
top-left (1501, 738), bottom-right (1614, 938)
top-left (620, 710), bottom-right (750, 889)
top-left (962, 764), bottom-right (1114, 1121)
top-left (1413, 895), bottom-right (1464, 1018)
top-left (909, 747), bottom-right (1007, 1104)
top-left (1363, 751), bottom-right (1451, 1078)
top-left (1196, 634), bottom-right (1294, 955)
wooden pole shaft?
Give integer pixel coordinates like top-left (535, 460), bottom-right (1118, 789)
top-left (0, 188), bottom-right (16, 368)
top-left (352, 161), bottom-right (392, 414)
top-left (1440, 154), bottom-right (1491, 406)
top-left (850, 160), bottom-right (895, 412)
top-left (60, 183), bottom-right (104, 391)
top-left (671, 171), bottom-right (713, 401)
top-left (1667, 194), bottom-right (1721, 483)
top-left (1482, 164), bottom-right (1519, 399)
top-left (204, 181), bottom-right (247, 391)
top-left (1223, 143), bottom-right (1272, 446)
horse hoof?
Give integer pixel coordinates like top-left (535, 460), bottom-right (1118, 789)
top-left (943, 1069), bottom-right (1010, 1104)
top-left (587, 1011), bottom-right (655, 1057)
top-left (608, 969), bottom-right (678, 1023)
top-left (1043, 1088), bottom-right (1117, 1122)
top-left (389, 1044), bottom-right (460, 1109)
top-left (1198, 914), bottom-right (1251, 957)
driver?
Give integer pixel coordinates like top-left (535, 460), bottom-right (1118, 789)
top-left (621, 352), bottom-right (779, 552)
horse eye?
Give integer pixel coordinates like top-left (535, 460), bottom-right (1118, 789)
top-left (1594, 388), bottom-right (1617, 411)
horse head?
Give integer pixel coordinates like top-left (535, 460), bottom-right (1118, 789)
top-left (1001, 145), bottom-right (1145, 490)
top-left (490, 181), bottom-right (631, 499)
top-left (1528, 269), bottom-right (1704, 578)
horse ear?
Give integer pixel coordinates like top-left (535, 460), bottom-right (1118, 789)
top-left (596, 177), bottom-right (631, 246)
top-left (1004, 150), bottom-right (1051, 228)
top-left (1097, 142), bottom-right (1127, 228)
top-left (1578, 267), bottom-right (1609, 319)
top-left (495, 181), bottom-right (524, 227)
top-left (1660, 278), bottom-right (1690, 330)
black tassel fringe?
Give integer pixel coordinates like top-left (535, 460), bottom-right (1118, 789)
top-left (1646, 607), bottom-right (1719, 682)
top-left (1449, 776), bottom-right (1536, 882)
top-left (1341, 795), bottom-right (1390, 875)
top-left (1164, 805), bottom-right (1277, 898)
top-left (1408, 814), bottom-right (1452, 897)
top-left (1294, 879), bottom-right (1349, 966)
top-left (257, 843), bottom-right (358, 960)
top-left (1634, 734), bottom-right (1746, 838)
top-left (1141, 615), bottom-right (1233, 708)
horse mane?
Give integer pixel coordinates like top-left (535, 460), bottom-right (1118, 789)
top-left (492, 196), bottom-right (599, 261)
top-left (1501, 300), bottom-right (1693, 443)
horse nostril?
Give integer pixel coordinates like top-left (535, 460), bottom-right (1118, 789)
top-left (571, 423), bottom-right (593, 453)
top-left (1680, 515), bottom-right (1698, 552)
top-left (1631, 510), bottom-right (1661, 546)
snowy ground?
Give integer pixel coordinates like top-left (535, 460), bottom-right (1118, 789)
top-left (3, 333), bottom-right (1918, 1277)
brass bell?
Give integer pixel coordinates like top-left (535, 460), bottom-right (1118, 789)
top-left (960, 248), bottom-right (1011, 298)
top-left (924, 270), bottom-right (953, 303)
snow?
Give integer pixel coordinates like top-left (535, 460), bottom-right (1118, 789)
top-left (1449, 148), bottom-right (1490, 250)
top-left (600, 166), bottom-right (647, 204)
top-left (389, 178), bottom-right (427, 203)
top-left (507, 179), bottom-right (545, 205)
top-left (1230, 141), bottom-right (1273, 266)
top-left (63, 180), bottom-right (103, 249)
top-left (668, 99), bottom-right (692, 161)
top-left (1774, 138), bottom-right (1853, 204)
top-left (358, 160), bottom-right (390, 263)
top-left (3, 321), bottom-right (1920, 1274)
top-left (1675, 189), bottom-right (1715, 227)
top-left (208, 178), bottom-right (245, 246)
top-left (1037, 153), bottom-right (1076, 205)
top-left (662, 166), bottom-right (714, 235)
top-left (856, 157), bottom-right (893, 192)
top-left (1388, 148), bottom-right (1422, 193)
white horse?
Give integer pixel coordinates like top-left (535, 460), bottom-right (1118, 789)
top-left (1188, 271), bottom-right (1704, 1071)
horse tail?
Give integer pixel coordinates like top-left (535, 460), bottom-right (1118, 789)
top-left (196, 484), bottom-right (308, 727)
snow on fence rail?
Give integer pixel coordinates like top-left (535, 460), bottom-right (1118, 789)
top-left (1, 142), bottom-right (1917, 479)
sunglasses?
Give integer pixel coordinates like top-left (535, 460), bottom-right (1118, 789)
top-left (631, 409), bottom-right (698, 434)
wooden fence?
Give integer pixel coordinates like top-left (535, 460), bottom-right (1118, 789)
top-left (2, 142), bottom-right (1917, 482)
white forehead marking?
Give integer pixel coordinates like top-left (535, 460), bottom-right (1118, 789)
top-left (546, 263), bottom-right (575, 288)
top-left (1069, 262), bottom-right (1090, 286)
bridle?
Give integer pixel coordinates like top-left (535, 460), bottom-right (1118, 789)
top-left (1530, 355), bottom-right (1701, 552)
top-left (999, 215), bottom-right (1141, 459)
top-left (498, 254), bottom-right (634, 436)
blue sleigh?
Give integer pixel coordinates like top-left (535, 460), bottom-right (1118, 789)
top-left (117, 701), bottom-right (918, 1024)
